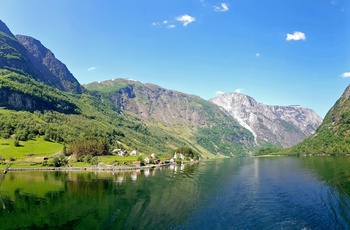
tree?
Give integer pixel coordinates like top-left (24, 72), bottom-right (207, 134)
top-left (14, 139), bottom-right (20, 147)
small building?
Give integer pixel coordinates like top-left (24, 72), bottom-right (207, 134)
top-left (144, 157), bottom-right (150, 164)
top-left (130, 150), bottom-right (137, 156)
top-left (179, 153), bottom-right (185, 160)
top-left (133, 161), bottom-right (141, 167)
top-left (113, 149), bottom-right (126, 156)
top-left (151, 153), bottom-right (156, 158)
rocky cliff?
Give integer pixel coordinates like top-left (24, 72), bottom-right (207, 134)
top-left (84, 79), bottom-right (256, 156)
top-left (0, 19), bottom-right (81, 94)
top-left (16, 35), bottom-right (82, 94)
top-left (210, 93), bottom-right (323, 148)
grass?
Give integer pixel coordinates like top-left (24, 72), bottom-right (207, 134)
top-left (0, 137), bottom-right (63, 160)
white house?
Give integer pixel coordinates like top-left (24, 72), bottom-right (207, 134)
top-left (130, 150), bottom-right (137, 156)
top-left (144, 157), bottom-right (150, 164)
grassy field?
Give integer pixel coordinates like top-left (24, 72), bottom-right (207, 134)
top-left (0, 137), bottom-right (63, 161)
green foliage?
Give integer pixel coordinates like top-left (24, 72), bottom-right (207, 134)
top-left (69, 138), bottom-right (110, 161)
top-left (175, 147), bottom-right (199, 159)
top-left (137, 156), bottom-right (143, 162)
top-left (0, 69), bottom-right (80, 114)
top-left (195, 123), bottom-right (254, 156)
top-left (0, 137), bottom-right (62, 159)
top-left (49, 155), bottom-right (67, 167)
top-left (285, 86), bottom-right (350, 156)
top-left (91, 156), bottom-right (99, 165)
top-left (254, 147), bottom-right (281, 156)
top-left (14, 139), bottom-right (20, 147)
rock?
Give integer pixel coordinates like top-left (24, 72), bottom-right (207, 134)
top-left (210, 93), bottom-right (323, 148)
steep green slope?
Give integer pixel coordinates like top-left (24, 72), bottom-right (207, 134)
top-left (84, 79), bottom-right (255, 156)
top-left (0, 19), bottom-right (202, 157)
top-left (287, 84), bottom-right (350, 155)
top-left (0, 18), bottom-right (255, 158)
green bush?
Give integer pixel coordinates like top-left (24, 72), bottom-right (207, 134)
top-left (14, 139), bottom-right (20, 147)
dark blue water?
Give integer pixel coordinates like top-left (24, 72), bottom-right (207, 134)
top-left (1, 157), bottom-right (350, 229)
top-left (178, 157), bottom-right (350, 229)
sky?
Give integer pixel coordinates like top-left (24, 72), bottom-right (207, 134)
top-left (1, 0), bottom-right (350, 118)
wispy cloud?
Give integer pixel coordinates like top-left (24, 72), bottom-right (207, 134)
top-left (152, 20), bottom-right (176, 29)
top-left (286, 31), bottom-right (306, 41)
top-left (214, 3), bottom-right (229, 12)
top-left (87, 67), bottom-right (96, 71)
top-left (341, 72), bottom-right (350, 78)
top-left (216, 91), bottom-right (225, 95)
top-left (235, 88), bottom-right (244, 93)
top-left (176, 14), bottom-right (196, 26)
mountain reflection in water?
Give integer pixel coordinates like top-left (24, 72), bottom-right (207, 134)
top-left (0, 157), bottom-right (350, 229)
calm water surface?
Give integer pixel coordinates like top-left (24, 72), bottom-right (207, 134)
top-left (1, 157), bottom-right (350, 229)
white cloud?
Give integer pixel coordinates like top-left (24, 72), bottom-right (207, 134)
top-left (256, 53), bottom-right (260, 57)
top-left (286, 31), bottom-right (306, 41)
top-left (176, 14), bottom-right (196, 26)
top-left (341, 72), bottom-right (350, 78)
top-left (216, 91), bottom-right (225, 95)
top-left (235, 88), bottom-right (244, 93)
top-left (214, 3), bottom-right (229, 12)
top-left (152, 19), bottom-right (176, 29)
top-left (87, 67), bottom-right (96, 71)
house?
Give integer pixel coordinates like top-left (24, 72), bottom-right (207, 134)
top-left (144, 157), bottom-right (150, 164)
top-left (130, 150), bottom-right (137, 156)
top-left (113, 149), bottom-right (126, 156)
top-left (179, 153), bottom-right (185, 160)
top-left (151, 153), bottom-right (156, 158)
top-left (133, 161), bottom-right (141, 167)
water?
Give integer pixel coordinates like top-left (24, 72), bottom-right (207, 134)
top-left (1, 157), bottom-right (350, 229)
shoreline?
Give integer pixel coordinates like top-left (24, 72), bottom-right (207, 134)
top-left (5, 161), bottom-right (200, 172)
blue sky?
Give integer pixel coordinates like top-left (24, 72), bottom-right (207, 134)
top-left (1, 0), bottom-right (349, 118)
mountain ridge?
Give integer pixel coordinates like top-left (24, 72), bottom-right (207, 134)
top-left (288, 83), bottom-right (350, 155)
top-left (210, 92), bottom-right (323, 148)
top-left (16, 35), bottom-right (82, 94)
top-left (84, 78), bottom-right (256, 156)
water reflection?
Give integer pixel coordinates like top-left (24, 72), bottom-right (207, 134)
top-left (0, 158), bottom-right (350, 229)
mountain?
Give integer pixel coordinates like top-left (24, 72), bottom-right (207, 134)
top-left (0, 20), bottom-right (80, 112)
top-left (16, 35), bottom-right (82, 94)
top-left (0, 19), bottom-right (255, 157)
top-left (84, 79), bottom-right (256, 156)
top-left (0, 20), bottom-right (81, 94)
top-left (288, 84), bottom-right (350, 155)
top-left (210, 93), bottom-right (323, 148)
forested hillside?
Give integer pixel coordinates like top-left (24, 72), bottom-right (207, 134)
top-left (287, 84), bottom-right (350, 155)
top-left (0, 19), bottom-right (256, 159)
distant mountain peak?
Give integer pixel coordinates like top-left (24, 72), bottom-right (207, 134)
top-left (210, 92), bottom-right (323, 148)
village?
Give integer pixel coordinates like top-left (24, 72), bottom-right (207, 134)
top-left (112, 148), bottom-right (198, 168)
